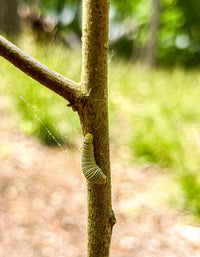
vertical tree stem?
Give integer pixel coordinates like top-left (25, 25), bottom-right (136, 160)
top-left (79, 0), bottom-right (115, 256)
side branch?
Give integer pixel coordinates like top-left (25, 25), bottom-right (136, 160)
top-left (0, 35), bottom-right (82, 104)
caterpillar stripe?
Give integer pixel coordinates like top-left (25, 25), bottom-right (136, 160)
top-left (81, 133), bottom-right (107, 184)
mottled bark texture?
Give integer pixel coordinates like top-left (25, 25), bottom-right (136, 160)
top-left (0, 0), bottom-right (115, 255)
top-left (78, 0), bottom-right (115, 256)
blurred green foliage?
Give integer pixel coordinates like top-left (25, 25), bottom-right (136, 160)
top-left (19, 0), bottom-right (200, 66)
top-left (109, 60), bottom-right (200, 217)
top-left (1, 35), bottom-right (200, 216)
top-left (0, 36), bottom-right (81, 146)
top-left (112, 0), bottom-right (200, 66)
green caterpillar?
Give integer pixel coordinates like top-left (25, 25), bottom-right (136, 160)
top-left (81, 133), bottom-right (107, 184)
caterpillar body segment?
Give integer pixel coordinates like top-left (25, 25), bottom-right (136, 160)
top-left (81, 133), bottom-right (107, 184)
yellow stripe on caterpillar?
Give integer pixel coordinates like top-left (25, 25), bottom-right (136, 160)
top-left (81, 133), bottom-right (107, 184)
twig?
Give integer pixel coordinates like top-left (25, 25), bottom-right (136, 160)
top-left (0, 35), bottom-right (82, 104)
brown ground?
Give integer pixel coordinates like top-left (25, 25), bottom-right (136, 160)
top-left (1, 95), bottom-right (200, 257)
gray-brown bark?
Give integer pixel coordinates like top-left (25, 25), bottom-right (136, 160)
top-left (0, 36), bottom-right (82, 107)
top-left (0, 0), bottom-right (19, 36)
top-left (144, 0), bottom-right (160, 68)
top-left (0, 0), bottom-right (115, 255)
top-left (79, 0), bottom-right (115, 256)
